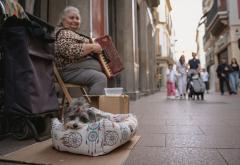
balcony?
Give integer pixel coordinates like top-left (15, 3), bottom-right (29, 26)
top-left (205, 0), bottom-right (228, 36)
top-left (156, 56), bottom-right (174, 65)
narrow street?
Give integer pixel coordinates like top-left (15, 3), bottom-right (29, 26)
top-left (124, 92), bottom-right (240, 165)
top-left (1, 0), bottom-right (240, 164)
top-left (1, 92), bottom-right (240, 165)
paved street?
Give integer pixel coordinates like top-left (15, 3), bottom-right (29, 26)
top-left (124, 92), bottom-right (240, 165)
top-left (0, 92), bottom-right (240, 165)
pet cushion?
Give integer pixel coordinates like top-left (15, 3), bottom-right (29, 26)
top-left (51, 107), bottom-right (138, 156)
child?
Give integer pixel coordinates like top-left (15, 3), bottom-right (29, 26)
top-left (201, 68), bottom-right (209, 93)
top-left (166, 63), bottom-right (176, 99)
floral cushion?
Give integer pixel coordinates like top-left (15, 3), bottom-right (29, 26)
top-left (51, 107), bottom-right (138, 156)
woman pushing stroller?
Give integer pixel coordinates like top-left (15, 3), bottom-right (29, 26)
top-left (175, 52), bottom-right (205, 100)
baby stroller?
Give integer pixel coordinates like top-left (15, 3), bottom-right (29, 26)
top-left (188, 73), bottom-right (205, 100)
top-left (0, 1), bottom-right (58, 141)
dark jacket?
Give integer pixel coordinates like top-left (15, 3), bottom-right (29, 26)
top-left (216, 63), bottom-right (231, 79)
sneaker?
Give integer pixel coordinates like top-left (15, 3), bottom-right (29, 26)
top-left (170, 96), bottom-right (175, 99)
top-left (183, 93), bottom-right (186, 99)
top-left (180, 94), bottom-right (183, 99)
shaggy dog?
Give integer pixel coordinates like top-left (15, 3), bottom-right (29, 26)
top-left (63, 97), bottom-right (97, 129)
top-left (63, 97), bottom-right (128, 130)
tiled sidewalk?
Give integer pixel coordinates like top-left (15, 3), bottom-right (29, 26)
top-left (0, 92), bottom-right (240, 165)
top-left (124, 92), bottom-right (240, 165)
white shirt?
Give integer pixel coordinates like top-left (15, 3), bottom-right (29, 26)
top-left (201, 71), bottom-right (209, 82)
top-left (176, 62), bottom-right (187, 76)
top-left (166, 69), bottom-right (176, 82)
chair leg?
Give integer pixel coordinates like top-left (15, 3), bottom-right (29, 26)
top-left (80, 87), bottom-right (91, 103)
top-left (59, 95), bottom-right (66, 122)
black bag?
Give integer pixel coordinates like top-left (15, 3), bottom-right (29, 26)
top-left (2, 17), bottom-right (58, 115)
top-left (0, 45), bottom-right (4, 109)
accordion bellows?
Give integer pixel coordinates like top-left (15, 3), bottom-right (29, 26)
top-left (95, 35), bottom-right (124, 78)
top-left (51, 107), bottom-right (138, 156)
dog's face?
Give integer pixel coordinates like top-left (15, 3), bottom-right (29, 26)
top-left (64, 97), bottom-right (90, 129)
top-left (64, 109), bottom-right (90, 129)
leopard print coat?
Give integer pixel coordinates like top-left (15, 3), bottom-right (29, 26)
top-left (54, 27), bottom-right (90, 70)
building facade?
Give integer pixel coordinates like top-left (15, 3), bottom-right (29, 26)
top-left (17, 0), bottom-right (161, 100)
top-left (154, 0), bottom-right (174, 90)
top-left (203, 0), bottom-right (240, 91)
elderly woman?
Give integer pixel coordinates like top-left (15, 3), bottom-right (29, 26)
top-left (54, 6), bottom-right (107, 95)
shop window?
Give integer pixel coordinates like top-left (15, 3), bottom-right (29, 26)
top-left (217, 48), bottom-right (228, 64)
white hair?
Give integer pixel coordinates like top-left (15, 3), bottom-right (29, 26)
top-left (58, 6), bottom-right (81, 26)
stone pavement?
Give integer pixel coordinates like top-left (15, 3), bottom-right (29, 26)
top-left (0, 92), bottom-right (240, 165)
top-left (124, 92), bottom-right (240, 165)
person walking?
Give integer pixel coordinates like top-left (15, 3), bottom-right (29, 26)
top-left (216, 59), bottom-right (232, 95)
top-left (229, 58), bottom-right (239, 95)
top-left (201, 68), bottom-right (209, 93)
top-left (176, 55), bottom-right (187, 99)
top-left (187, 52), bottom-right (201, 95)
top-left (166, 63), bottom-right (177, 99)
top-left (188, 52), bottom-right (201, 75)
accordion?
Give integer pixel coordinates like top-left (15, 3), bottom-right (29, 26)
top-left (94, 35), bottom-right (124, 78)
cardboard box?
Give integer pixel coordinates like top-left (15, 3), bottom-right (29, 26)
top-left (99, 95), bottom-right (129, 114)
top-left (88, 95), bottom-right (100, 108)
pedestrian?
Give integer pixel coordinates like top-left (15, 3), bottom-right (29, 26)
top-left (166, 63), bottom-right (177, 99)
top-left (187, 52), bottom-right (201, 95)
top-left (216, 58), bottom-right (232, 95)
top-left (54, 6), bottom-right (107, 95)
top-left (176, 55), bottom-right (187, 99)
top-left (201, 68), bottom-right (209, 93)
top-left (229, 58), bottom-right (239, 95)
top-left (188, 52), bottom-right (201, 75)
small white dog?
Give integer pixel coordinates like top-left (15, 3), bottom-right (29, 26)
top-left (63, 97), bottom-right (97, 129)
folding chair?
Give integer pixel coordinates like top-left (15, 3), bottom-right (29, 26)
top-left (53, 64), bottom-right (91, 113)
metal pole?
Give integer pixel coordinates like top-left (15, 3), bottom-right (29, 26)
top-left (0, 1), bottom-right (6, 15)
top-left (0, 1), bottom-right (7, 24)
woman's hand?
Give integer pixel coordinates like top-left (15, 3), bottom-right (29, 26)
top-left (92, 43), bottom-right (102, 54)
top-left (82, 43), bottom-right (102, 56)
